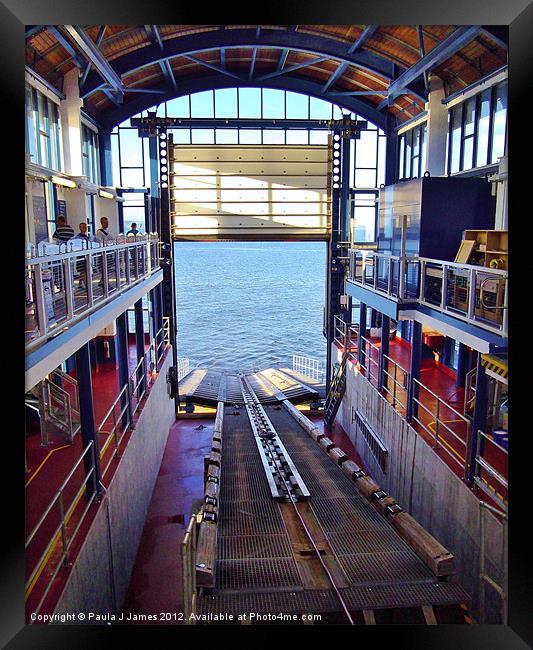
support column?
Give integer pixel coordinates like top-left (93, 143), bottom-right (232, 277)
top-left (379, 314), bottom-right (390, 392)
top-left (385, 113), bottom-right (398, 185)
top-left (424, 74), bottom-right (448, 177)
top-left (456, 342), bottom-right (468, 388)
top-left (326, 129), bottom-right (351, 392)
top-left (149, 136), bottom-right (160, 235)
top-left (59, 68), bottom-right (83, 177)
top-left (407, 321), bottom-right (422, 422)
top-left (116, 312), bottom-right (131, 428)
top-left (160, 132), bottom-right (179, 411)
top-left (358, 302), bottom-right (367, 366)
top-left (74, 343), bottom-right (101, 498)
top-left (98, 130), bottom-right (113, 187)
top-left (134, 298), bottom-right (146, 394)
top-left (467, 355), bottom-right (489, 483)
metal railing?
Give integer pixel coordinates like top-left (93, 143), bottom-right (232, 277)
top-left (411, 378), bottom-right (471, 479)
top-left (25, 235), bottom-right (160, 350)
top-left (474, 430), bottom-right (508, 511)
top-left (358, 336), bottom-right (380, 388)
top-left (177, 357), bottom-right (191, 381)
top-left (25, 441), bottom-right (98, 617)
top-left (292, 355), bottom-right (326, 383)
top-left (182, 514), bottom-right (197, 624)
top-left (380, 353), bottom-right (409, 416)
top-left (97, 319), bottom-right (171, 480)
top-left (479, 501), bottom-right (508, 624)
top-left (347, 249), bottom-right (508, 336)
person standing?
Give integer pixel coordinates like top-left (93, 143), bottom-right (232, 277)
top-left (52, 216), bottom-right (75, 243)
top-left (126, 222), bottom-right (140, 237)
top-left (95, 216), bottom-right (114, 243)
top-left (74, 221), bottom-right (91, 242)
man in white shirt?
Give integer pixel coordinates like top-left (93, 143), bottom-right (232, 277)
top-left (95, 217), bottom-right (114, 243)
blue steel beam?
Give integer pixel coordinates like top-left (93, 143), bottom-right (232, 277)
top-left (183, 54), bottom-right (246, 81)
top-left (220, 48), bottom-right (226, 69)
top-left (63, 25), bottom-right (123, 92)
top-left (145, 25), bottom-right (163, 50)
top-left (256, 56), bottom-right (329, 82)
top-left (81, 29), bottom-right (427, 103)
top-left (277, 48), bottom-right (289, 72)
top-left (322, 26), bottom-right (378, 93)
top-left (48, 26), bottom-right (85, 68)
top-left (249, 47), bottom-right (257, 80)
top-left (386, 26), bottom-right (481, 99)
top-left (159, 59), bottom-right (176, 89)
top-left (80, 26), bottom-right (107, 89)
top-left (97, 74), bottom-right (391, 131)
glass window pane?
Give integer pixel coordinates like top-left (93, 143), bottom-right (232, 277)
top-left (353, 206), bottom-right (375, 242)
top-left (238, 88), bottom-right (262, 118)
top-left (285, 91), bottom-right (309, 119)
top-left (215, 129), bottom-right (238, 144)
top-left (286, 130), bottom-right (309, 144)
top-left (355, 130), bottom-right (378, 168)
top-left (462, 137), bottom-right (474, 170)
top-left (191, 129), bottom-right (215, 144)
top-left (238, 129), bottom-right (261, 144)
top-left (398, 135), bottom-right (405, 179)
top-left (262, 130), bottom-right (285, 144)
top-left (476, 89), bottom-right (491, 167)
top-left (262, 89), bottom-right (285, 118)
top-left (463, 97), bottom-right (476, 137)
top-left (355, 169), bottom-right (376, 188)
top-left (450, 105), bottom-right (462, 173)
top-left (412, 127), bottom-right (420, 157)
top-left (310, 97), bottom-right (333, 119)
top-left (166, 96), bottom-right (190, 117)
top-left (121, 168), bottom-right (144, 187)
top-left (405, 130), bottom-right (412, 178)
top-left (309, 130), bottom-right (328, 145)
top-left (215, 89), bottom-right (238, 118)
top-left (170, 129), bottom-right (192, 144)
top-left (491, 81), bottom-right (507, 163)
top-left (191, 91), bottom-right (214, 118)
top-left (333, 105), bottom-right (342, 119)
top-left (119, 128), bottom-right (143, 166)
top-left (420, 124), bottom-right (427, 174)
top-left (377, 135), bottom-right (386, 186)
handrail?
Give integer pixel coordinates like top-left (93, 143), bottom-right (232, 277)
top-left (347, 247), bottom-right (508, 336)
top-left (25, 237), bottom-right (160, 350)
top-left (25, 440), bottom-right (95, 550)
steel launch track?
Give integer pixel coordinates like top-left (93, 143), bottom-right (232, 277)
top-left (196, 381), bottom-right (470, 624)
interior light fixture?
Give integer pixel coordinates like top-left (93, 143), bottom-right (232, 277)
top-left (51, 175), bottom-right (77, 188)
top-left (99, 189), bottom-right (114, 200)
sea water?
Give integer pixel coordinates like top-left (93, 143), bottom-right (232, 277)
top-left (174, 241), bottom-right (327, 370)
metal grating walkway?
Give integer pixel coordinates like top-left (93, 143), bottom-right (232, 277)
top-left (196, 399), bottom-right (470, 619)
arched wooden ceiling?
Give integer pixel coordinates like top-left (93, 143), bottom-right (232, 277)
top-left (25, 24), bottom-right (507, 130)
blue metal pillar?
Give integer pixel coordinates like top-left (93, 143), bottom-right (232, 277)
top-left (385, 113), bottom-right (398, 185)
top-left (116, 311), bottom-right (131, 428)
top-left (456, 342), bottom-right (468, 387)
top-left (379, 314), bottom-right (390, 392)
top-left (370, 308), bottom-right (379, 329)
top-left (74, 342), bottom-right (101, 498)
top-left (98, 130), bottom-right (113, 186)
top-left (134, 298), bottom-right (146, 394)
top-left (65, 354), bottom-right (76, 375)
top-left (467, 354), bottom-right (489, 483)
top-left (358, 302), bottom-right (367, 366)
top-left (407, 321), bottom-right (422, 422)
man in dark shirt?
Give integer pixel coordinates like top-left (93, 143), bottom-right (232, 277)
top-left (52, 216), bottom-right (75, 242)
top-left (126, 222), bottom-right (140, 237)
top-left (74, 222), bottom-right (91, 242)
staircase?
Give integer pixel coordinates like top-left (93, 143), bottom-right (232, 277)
top-left (324, 352), bottom-right (349, 426)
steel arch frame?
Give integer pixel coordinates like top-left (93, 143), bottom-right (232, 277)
top-left (96, 74), bottom-right (396, 132)
top-left (81, 28), bottom-right (428, 103)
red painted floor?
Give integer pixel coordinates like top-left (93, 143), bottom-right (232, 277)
top-left (337, 336), bottom-right (507, 510)
top-left (121, 417), bottom-right (213, 623)
top-left (25, 339), bottom-right (161, 621)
